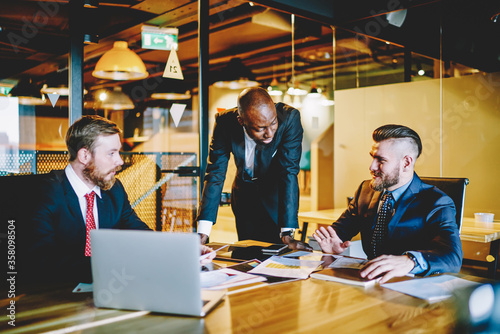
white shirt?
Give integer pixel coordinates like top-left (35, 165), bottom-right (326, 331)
top-left (243, 127), bottom-right (257, 178)
top-left (65, 164), bottom-right (102, 228)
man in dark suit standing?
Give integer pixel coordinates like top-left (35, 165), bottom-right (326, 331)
top-left (28, 115), bottom-right (151, 284)
top-left (313, 124), bottom-right (462, 283)
top-left (197, 87), bottom-right (311, 249)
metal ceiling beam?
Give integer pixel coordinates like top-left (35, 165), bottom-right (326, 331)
top-left (69, 0), bottom-right (84, 125)
top-left (198, 0), bottom-right (209, 203)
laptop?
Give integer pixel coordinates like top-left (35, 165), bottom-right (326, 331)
top-left (90, 229), bottom-right (225, 317)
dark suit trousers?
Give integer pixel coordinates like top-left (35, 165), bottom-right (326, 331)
top-left (231, 181), bottom-right (281, 244)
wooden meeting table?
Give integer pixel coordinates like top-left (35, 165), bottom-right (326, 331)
top-left (0, 240), bottom-right (486, 334)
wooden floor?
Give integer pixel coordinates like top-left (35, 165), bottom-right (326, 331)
top-left (211, 194), bottom-right (495, 279)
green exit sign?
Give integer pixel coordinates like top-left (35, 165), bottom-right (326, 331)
top-left (0, 86), bottom-right (12, 95)
top-left (141, 26), bottom-right (178, 51)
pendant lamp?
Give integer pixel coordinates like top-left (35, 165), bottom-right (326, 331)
top-left (94, 86), bottom-right (134, 110)
top-left (92, 41), bottom-right (148, 80)
top-left (9, 78), bottom-right (46, 105)
top-left (213, 58), bottom-right (259, 89)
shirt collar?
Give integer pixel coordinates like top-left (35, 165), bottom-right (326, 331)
top-left (65, 164), bottom-right (102, 199)
top-left (386, 175), bottom-right (413, 203)
top-left (243, 127), bottom-right (257, 146)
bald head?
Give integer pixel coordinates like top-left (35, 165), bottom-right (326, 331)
top-left (237, 87), bottom-right (275, 117)
top-left (236, 87), bottom-right (278, 145)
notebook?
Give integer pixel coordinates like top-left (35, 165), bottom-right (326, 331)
top-left (90, 229), bottom-right (225, 317)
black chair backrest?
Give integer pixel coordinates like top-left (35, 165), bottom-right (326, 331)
top-left (420, 177), bottom-right (469, 232)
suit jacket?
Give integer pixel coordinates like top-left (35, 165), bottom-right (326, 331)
top-left (196, 102), bottom-right (303, 233)
top-left (333, 173), bottom-right (463, 275)
top-left (28, 170), bottom-right (150, 284)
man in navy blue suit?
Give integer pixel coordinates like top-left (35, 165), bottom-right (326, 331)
top-left (28, 115), bottom-right (151, 284)
top-left (313, 124), bottom-right (463, 283)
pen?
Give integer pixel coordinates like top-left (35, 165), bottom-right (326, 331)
top-left (200, 244), bottom-right (229, 261)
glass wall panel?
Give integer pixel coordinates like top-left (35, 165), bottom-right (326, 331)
top-left (333, 8), bottom-right (500, 224)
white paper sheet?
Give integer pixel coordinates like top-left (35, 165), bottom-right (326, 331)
top-left (249, 256), bottom-right (323, 279)
top-left (201, 268), bottom-right (266, 289)
top-left (382, 274), bottom-right (480, 302)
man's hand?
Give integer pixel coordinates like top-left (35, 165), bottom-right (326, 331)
top-left (198, 233), bottom-right (208, 245)
top-left (282, 235), bottom-right (313, 251)
top-left (360, 254), bottom-right (415, 284)
top-left (200, 245), bottom-right (215, 264)
top-left (312, 226), bottom-right (350, 254)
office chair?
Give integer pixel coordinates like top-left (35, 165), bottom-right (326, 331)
top-left (420, 177), bottom-right (469, 232)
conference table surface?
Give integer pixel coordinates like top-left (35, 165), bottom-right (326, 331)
top-left (1, 240), bottom-right (487, 334)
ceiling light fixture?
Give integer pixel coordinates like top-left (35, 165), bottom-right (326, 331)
top-left (150, 77), bottom-right (192, 100)
top-left (93, 86), bottom-right (134, 110)
top-left (151, 91), bottom-right (191, 100)
top-left (40, 70), bottom-right (88, 96)
top-left (84, 0), bottom-right (99, 9)
top-left (285, 15), bottom-right (307, 98)
top-left (307, 80), bottom-right (322, 97)
top-left (41, 84), bottom-right (88, 96)
top-left (267, 77), bottom-right (283, 96)
top-left (213, 58), bottom-right (259, 90)
top-left (267, 64), bottom-right (283, 96)
top-left (9, 78), bottom-right (46, 105)
top-left (92, 41), bottom-right (148, 81)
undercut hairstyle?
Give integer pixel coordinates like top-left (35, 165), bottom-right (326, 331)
top-left (66, 115), bottom-right (122, 162)
top-left (237, 87), bottom-right (274, 117)
top-left (372, 124), bottom-right (422, 158)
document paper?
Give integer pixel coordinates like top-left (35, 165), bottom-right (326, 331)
top-left (249, 256), bottom-right (323, 279)
top-left (382, 274), bottom-right (480, 302)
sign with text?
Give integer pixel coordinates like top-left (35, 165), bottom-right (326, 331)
top-left (141, 26), bottom-right (178, 51)
top-left (162, 49), bottom-right (184, 80)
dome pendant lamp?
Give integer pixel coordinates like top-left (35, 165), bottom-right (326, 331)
top-left (92, 41), bottom-right (148, 80)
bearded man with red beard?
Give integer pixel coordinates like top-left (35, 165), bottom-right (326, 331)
top-left (27, 115), bottom-right (151, 285)
top-left (313, 124), bottom-right (462, 283)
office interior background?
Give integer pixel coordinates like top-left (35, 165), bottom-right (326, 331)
top-left (1, 0), bottom-right (499, 262)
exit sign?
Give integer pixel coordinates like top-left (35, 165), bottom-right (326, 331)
top-left (141, 26), bottom-right (178, 51)
top-left (0, 86), bottom-right (12, 95)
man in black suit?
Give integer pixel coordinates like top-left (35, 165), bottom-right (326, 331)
top-left (313, 124), bottom-right (462, 283)
top-left (26, 115), bottom-right (150, 284)
top-left (197, 87), bottom-right (311, 249)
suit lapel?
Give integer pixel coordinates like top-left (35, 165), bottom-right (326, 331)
top-left (61, 173), bottom-right (86, 229)
top-left (97, 193), bottom-right (111, 228)
top-left (368, 191), bottom-right (381, 214)
top-left (387, 175), bottom-right (420, 237)
top-left (232, 122), bottom-right (245, 164)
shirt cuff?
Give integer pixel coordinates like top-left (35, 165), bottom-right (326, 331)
top-left (406, 251), bottom-right (429, 275)
top-left (197, 220), bottom-right (213, 237)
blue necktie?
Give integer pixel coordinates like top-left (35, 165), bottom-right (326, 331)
top-left (371, 192), bottom-right (394, 258)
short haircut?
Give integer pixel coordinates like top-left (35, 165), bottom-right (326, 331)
top-left (372, 124), bottom-right (422, 158)
top-left (237, 87), bottom-right (273, 117)
top-left (66, 115), bottom-right (122, 162)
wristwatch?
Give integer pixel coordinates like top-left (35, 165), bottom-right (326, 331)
top-left (280, 229), bottom-right (295, 240)
top-left (404, 252), bottom-right (417, 268)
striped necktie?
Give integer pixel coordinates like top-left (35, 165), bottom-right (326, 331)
top-left (371, 191), bottom-right (394, 258)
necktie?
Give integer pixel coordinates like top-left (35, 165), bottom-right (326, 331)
top-left (371, 192), bottom-right (394, 258)
top-left (253, 145), bottom-right (263, 180)
top-left (84, 191), bottom-right (96, 257)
